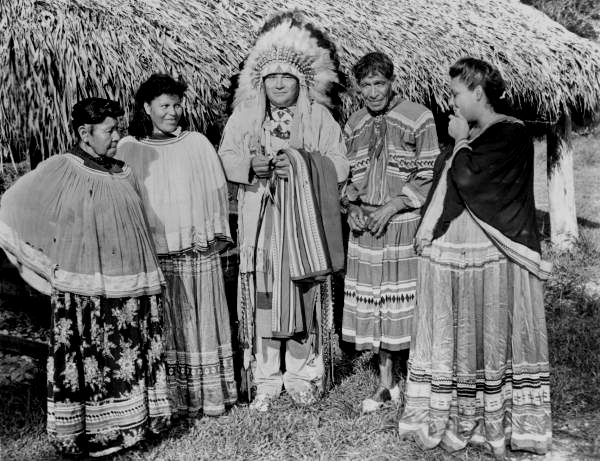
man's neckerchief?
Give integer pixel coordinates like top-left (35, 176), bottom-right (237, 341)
top-left (362, 93), bottom-right (401, 205)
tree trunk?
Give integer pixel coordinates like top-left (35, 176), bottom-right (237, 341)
top-left (547, 112), bottom-right (578, 249)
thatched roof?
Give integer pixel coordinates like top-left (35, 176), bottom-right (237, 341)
top-left (2, 0), bottom-right (600, 161)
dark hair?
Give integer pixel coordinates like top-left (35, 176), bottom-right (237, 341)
top-left (449, 57), bottom-right (507, 111)
top-left (353, 52), bottom-right (394, 83)
top-left (71, 98), bottom-right (124, 138)
top-left (128, 73), bottom-right (189, 138)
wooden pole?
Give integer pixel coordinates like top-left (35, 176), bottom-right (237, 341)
top-left (547, 111), bottom-right (578, 250)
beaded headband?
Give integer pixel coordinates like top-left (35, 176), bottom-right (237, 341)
top-left (254, 47), bottom-right (315, 87)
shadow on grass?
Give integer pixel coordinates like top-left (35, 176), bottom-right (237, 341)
top-left (0, 366), bottom-right (224, 460)
top-left (0, 367), bottom-right (50, 458)
top-left (542, 234), bottom-right (600, 458)
top-left (536, 209), bottom-right (600, 240)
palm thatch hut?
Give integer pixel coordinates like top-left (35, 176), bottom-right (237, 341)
top-left (2, 0), bottom-right (600, 248)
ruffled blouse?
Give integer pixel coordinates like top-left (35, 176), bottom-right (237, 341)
top-left (117, 131), bottom-right (232, 255)
top-left (0, 152), bottom-right (164, 297)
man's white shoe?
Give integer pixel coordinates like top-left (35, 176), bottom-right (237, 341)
top-left (361, 386), bottom-right (392, 414)
top-left (361, 397), bottom-right (384, 413)
top-left (289, 389), bottom-right (318, 407)
top-left (249, 394), bottom-right (274, 412)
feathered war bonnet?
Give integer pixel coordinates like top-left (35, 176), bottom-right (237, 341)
top-left (233, 11), bottom-right (344, 152)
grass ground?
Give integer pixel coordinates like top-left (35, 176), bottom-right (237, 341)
top-left (532, 129), bottom-right (600, 460)
top-left (1, 131), bottom-right (599, 460)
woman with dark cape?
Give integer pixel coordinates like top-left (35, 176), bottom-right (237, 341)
top-left (398, 58), bottom-right (552, 458)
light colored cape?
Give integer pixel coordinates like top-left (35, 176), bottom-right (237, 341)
top-left (0, 154), bottom-right (164, 297)
top-left (117, 131), bottom-right (232, 255)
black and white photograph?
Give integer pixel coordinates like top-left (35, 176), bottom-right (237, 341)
top-left (0, 0), bottom-right (599, 459)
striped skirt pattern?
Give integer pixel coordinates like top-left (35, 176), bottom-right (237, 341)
top-left (342, 212), bottom-right (420, 352)
top-left (160, 251), bottom-right (237, 417)
top-left (398, 211), bottom-right (552, 457)
top-left (47, 291), bottom-right (171, 457)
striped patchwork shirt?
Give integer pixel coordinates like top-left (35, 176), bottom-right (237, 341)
top-left (344, 99), bottom-right (440, 210)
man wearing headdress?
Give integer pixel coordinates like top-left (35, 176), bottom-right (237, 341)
top-left (341, 52), bottom-right (441, 413)
top-left (219, 11), bottom-right (349, 411)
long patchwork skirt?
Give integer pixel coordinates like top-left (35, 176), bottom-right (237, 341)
top-left (342, 212), bottom-right (419, 352)
top-left (398, 211), bottom-right (552, 457)
top-left (47, 291), bottom-right (171, 457)
top-left (160, 251), bottom-right (237, 417)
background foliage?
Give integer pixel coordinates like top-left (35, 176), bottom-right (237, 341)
top-left (523, 0), bottom-right (599, 39)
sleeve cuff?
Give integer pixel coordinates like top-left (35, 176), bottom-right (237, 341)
top-left (452, 139), bottom-right (471, 155)
top-left (224, 155), bottom-right (255, 185)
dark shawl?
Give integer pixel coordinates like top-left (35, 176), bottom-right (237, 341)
top-left (299, 149), bottom-right (345, 274)
top-left (432, 119), bottom-right (541, 252)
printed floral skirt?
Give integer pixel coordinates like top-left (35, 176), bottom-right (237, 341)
top-left (161, 251), bottom-right (238, 417)
top-left (47, 291), bottom-right (171, 457)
